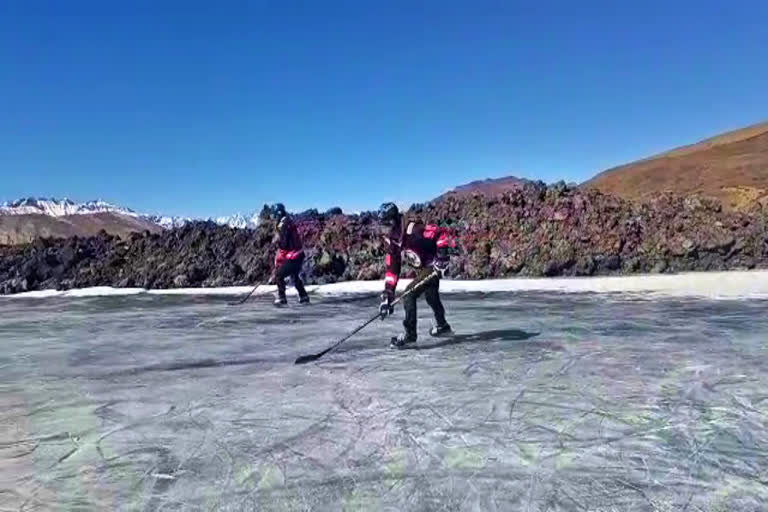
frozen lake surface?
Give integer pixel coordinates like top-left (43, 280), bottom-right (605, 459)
top-left (2, 277), bottom-right (768, 510)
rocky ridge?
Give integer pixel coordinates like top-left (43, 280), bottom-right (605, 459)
top-left (1, 182), bottom-right (767, 294)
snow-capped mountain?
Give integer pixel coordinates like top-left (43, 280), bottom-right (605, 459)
top-left (141, 215), bottom-right (193, 229)
top-left (0, 197), bottom-right (139, 217)
top-left (214, 212), bottom-right (261, 229)
top-left (0, 197), bottom-right (260, 230)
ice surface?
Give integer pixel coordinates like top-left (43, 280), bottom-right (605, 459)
top-left (1, 289), bottom-right (768, 510)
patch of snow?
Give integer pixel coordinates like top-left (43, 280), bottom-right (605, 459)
top-left (64, 287), bottom-right (147, 297)
top-left (302, 270), bottom-right (768, 300)
top-left (5, 270), bottom-right (768, 301)
top-left (9, 287), bottom-right (146, 299)
top-left (7, 290), bottom-right (65, 299)
top-left (147, 286), bottom-right (257, 296)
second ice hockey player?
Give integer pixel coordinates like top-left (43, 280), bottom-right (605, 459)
top-left (377, 202), bottom-right (457, 348)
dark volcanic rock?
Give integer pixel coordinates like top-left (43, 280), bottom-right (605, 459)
top-left (2, 183), bottom-right (768, 293)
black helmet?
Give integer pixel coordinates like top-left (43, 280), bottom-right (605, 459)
top-left (271, 203), bottom-right (286, 220)
top-left (378, 202), bottom-right (399, 225)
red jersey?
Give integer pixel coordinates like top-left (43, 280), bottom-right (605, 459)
top-left (274, 216), bottom-right (304, 267)
top-left (384, 219), bottom-right (457, 297)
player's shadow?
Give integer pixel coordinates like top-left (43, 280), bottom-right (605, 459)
top-left (411, 328), bottom-right (540, 351)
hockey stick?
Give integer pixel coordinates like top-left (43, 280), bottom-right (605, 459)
top-left (228, 281), bottom-right (263, 306)
top-left (294, 270), bottom-right (439, 365)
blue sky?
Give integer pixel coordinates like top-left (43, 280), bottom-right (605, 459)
top-left (1, 1), bottom-right (767, 217)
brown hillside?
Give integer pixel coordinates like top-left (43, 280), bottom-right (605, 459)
top-left (584, 121), bottom-right (768, 210)
top-left (0, 212), bottom-right (162, 245)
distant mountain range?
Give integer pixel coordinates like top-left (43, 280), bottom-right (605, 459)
top-left (0, 197), bottom-right (264, 245)
top-left (0, 198), bottom-right (139, 217)
top-left (0, 197), bottom-right (263, 228)
top-left (436, 176), bottom-right (534, 200)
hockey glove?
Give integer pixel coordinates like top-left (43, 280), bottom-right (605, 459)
top-left (379, 294), bottom-right (395, 319)
top-left (434, 259), bottom-right (449, 278)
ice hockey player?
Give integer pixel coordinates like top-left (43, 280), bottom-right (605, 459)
top-left (377, 202), bottom-right (457, 348)
top-left (270, 203), bottom-right (310, 306)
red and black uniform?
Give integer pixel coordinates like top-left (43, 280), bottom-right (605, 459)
top-left (384, 218), bottom-right (456, 338)
top-left (274, 215), bottom-right (308, 302)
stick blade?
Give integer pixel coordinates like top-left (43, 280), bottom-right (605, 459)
top-left (227, 296), bottom-right (248, 306)
top-left (294, 353), bottom-right (322, 365)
